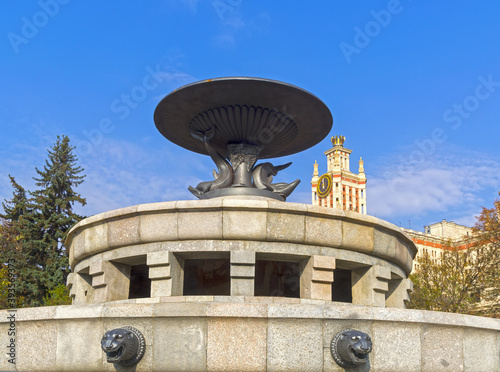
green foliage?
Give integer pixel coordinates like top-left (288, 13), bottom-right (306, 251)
top-left (0, 264), bottom-right (26, 309)
top-left (0, 135), bottom-right (86, 308)
top-left (0, 223), bottom-right (26, 309)
top-left (408, 247), bottom-right (477, 314)
top-left (43, 283), bottom-right (72, 306)
top-left (1, 175), bottom-right (29, 221)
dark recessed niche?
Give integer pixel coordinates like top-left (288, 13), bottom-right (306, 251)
top-left (332, 268), bottom-right (352, 303)
top-left (254, 260), bottom-right (300, 298)
top-left (129, 264), bottom-right (151, 299)
top-left (183, 258), bottom-right (230, 295)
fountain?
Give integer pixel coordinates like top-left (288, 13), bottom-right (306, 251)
top-left (0, 77), bottom-right (498, 371)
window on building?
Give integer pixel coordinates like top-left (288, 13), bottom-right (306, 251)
top-left (254, 260), bottom-right (300, 298)
top-left (183, 258), bottom-right (230, 295)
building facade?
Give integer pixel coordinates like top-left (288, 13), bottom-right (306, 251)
top-left (311, 136), bottom-right (367, 214)
top-left (402, 220), bottom-right (473, 272)
top-left (310, 136), bottom-right (473, 272)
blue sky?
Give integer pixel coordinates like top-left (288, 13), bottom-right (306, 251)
top-left (1, 1), bottom-right (499, 231)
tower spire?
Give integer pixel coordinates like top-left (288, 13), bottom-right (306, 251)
top-left (311, 135), bottom-right (367, 214)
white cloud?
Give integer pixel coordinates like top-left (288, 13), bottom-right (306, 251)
top-left (74, 138), bottom-right (209, 217)
top-left (453, 213), bottom-right (480, 228)
top-left (152, 66), bottom-right (197, 102)
top-left (155, 70), bottom-right (196, 86)
top-left (368, 148), bottom-right (500, 221)
top-left (370, 167), bottom-right (468, 216)
top-left (210, 5), bottom-right (270, 48)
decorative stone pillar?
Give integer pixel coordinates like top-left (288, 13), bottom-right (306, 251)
top-left (386, 278), bottom-right (413, 308)
top-left (301, 255), bottom-right (336, 300)
top-left (351, 265), bottom-right (390, 307)
top-left (66, 272), bottom-right (77, 303)
top-left (230, 251), bottom-right (255, 296)
top-left (66, 271), bottom-right (93, 305)
top-left (147, 251), bottom-right (182, 297)
top-left (89, 260), bottom-right (131, 303)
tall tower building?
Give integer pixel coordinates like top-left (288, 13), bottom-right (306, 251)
top-left (311, 135), bottom-right (367, 214)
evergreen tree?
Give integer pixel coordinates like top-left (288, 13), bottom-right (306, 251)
top-left (0, 219), bottom-right (26, 308)
top-left (0, 177), bottom-right (43, 305)
top-left (1, 135), bottom-right (86, 307)
top-left (1, 175), bottom-right (29, 221)
top-left (30, 135), bottom-right (86, 296)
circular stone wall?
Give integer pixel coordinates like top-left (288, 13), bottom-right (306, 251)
top-left (67, 198), bottom-right (416, 272)
top-left (66, 198), bottom-right (417, 308)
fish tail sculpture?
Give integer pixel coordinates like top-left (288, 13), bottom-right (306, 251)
top-left (188, 127), bottom-right (234, 198)
top-left (252, 162), bottom-right (300, 199)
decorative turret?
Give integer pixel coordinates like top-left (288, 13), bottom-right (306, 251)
top-left (312, 160), bottom-right (319, 179)
top-left (311, 160), bottom-right (320, 204)
top-left (358, 157), bottom-right (365, 176)
top-left (331, 135), bottom-right (345, 147)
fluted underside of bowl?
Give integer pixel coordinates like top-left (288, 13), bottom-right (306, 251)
top-left (154, 77), bottom-right (333, 158)
top-left (189, 105), bottom-right (297, 156)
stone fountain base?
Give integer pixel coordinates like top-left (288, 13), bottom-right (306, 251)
top-left (2, 198), bottom-right (498, 371)
top-left (0, 298), bottom-right (498, 371)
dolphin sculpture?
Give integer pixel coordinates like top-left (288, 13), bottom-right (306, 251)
top-left (188, 127), bottom-right (234, 198)
top-left (252, 162), bottom-right (300, 199)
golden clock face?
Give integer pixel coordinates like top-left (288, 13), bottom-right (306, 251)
top-left (316, 174), bottom-right (332, 198)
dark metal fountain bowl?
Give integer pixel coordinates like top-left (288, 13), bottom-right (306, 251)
top-left (154, 77), bottom-right (333, 158)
